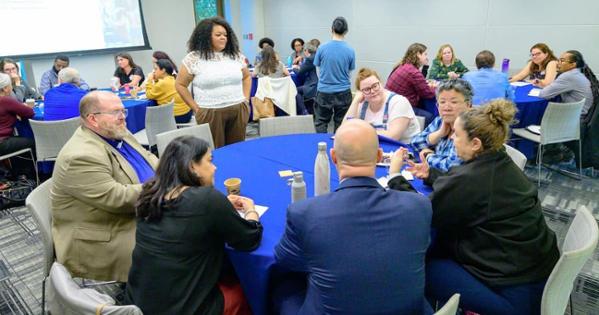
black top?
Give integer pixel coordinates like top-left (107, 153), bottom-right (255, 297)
top-left (390, 149), bottom-right (559, 287)
top-left (125, 186), bottom-right (263, 315)
top-left (114, 66), bottom-right (145, 85)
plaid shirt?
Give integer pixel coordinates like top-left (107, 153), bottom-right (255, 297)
top-left (385, 63), bottom-right (435, 108)
top-left (410, 116), bottom-right (462, 172)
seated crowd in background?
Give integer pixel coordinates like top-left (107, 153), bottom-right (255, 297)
top-left (3, 13), bottom-right (599, 315)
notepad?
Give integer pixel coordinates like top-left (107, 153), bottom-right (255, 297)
top-left (528, 88), bottom-right (541, 97)
top-left (238, 205), bottom-right (269, 218)
top-left (278, 170), bottom-right (294, 177)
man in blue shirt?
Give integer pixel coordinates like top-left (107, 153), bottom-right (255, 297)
top-left (313, 16), bottom-right (355, 133)
top-left (463, 50), bottom-right (514, 106)
top-left (44, 67), bottom-right (89, 120)
top-left (39, 55), bottom-right (89, 95)
top-left (274, 119), bottom-right (432, 314)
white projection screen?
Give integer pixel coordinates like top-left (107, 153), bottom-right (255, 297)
top-left (1, 0), bottom-right (151, 58)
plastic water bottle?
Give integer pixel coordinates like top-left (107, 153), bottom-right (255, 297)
top-left (291, 171), bottom-right (306, 203)
top-left (314, 142), bottom-right (330, 196)
top-left (501, 58), bottom-right (510, 74)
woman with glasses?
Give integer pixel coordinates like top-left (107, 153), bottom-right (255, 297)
top-left (126, 136), bottom-right (262, 315)
top-left (287, 38), bottom-right (304, 67)
top-left (427, 44), bottom-right (469, 81)
top-left (0, 58), bottom-right (42, 102)
top-left (510, 43), bottom-right (558, 87)
top-left (343, 68), bottom-right (420, 142)
top-left (389, 100), bottom-right (559, 314)
top-left (410, 79), bottom-right (473, 172)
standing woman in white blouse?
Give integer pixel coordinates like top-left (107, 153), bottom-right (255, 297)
top-left (176, 17), bottom-right (251, 148)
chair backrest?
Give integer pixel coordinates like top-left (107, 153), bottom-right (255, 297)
top-left (504, 144), bottom-right (527, 171)
top-left (145, 103), bottom-right (177, 147)
top-left (256, 76), bottom-right (298, 115)
top-left (46, 262), bottom-right (143, 315)
top-left (30, 117), bottom-right (81, 161)
top-left (156, 123), bottom-right (214, 156)
top-left (434, 294), bottom-right (460, 315)
top-left (540, 99), bottom-right (584, 145)
top-left (541, 206), bottom-right (598, 315)
top-left (259, 115), bottom-right (315, 137)
top-left (25, 178), bottom-right (54, 276)
top-left (416, 116), bottom-right (426, 132)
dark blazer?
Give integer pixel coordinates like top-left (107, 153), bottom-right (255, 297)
top-left (275, 176), bottom-right (432, 314)
top-left (294, 55), bottom-right (318, 100)
top-left (390, 149), bottom-right (559, 287)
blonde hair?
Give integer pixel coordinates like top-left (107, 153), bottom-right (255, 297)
top-left (458, 99), bottom-right (517, 152)
top-left (435, 44), bottom-right (455, 64)
top-left (355, 68), bottom-right (381, 90)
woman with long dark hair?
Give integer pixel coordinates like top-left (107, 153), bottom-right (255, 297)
top-left (126, 136), bottom-right (262, 315)
top-left (152, 50), bottom-right (178, 73)
top-left (385, 43), bottom-right (436, 121)
top-left (145, 59), bottom-right (192, 123)
top-left (113, 52), bottom-right (145, 88)
top-left (255, 46), bottom-right (289, 78)
top-left (176, 17), bottom-right (251, 148)
top-left (510, 43), bottom-right (558, 87)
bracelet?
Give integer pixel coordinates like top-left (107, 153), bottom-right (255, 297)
top-left (244, 210), bottom-right (259, 219)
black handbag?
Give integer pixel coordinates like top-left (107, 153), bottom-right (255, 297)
top-left (0, 177), bottom-right (36, 210)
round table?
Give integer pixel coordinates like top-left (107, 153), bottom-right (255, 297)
top-left (213, 133), bottom-right (431, 314)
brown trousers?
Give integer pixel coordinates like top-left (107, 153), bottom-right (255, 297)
top-left (196, 102), bottom-right (249, 148)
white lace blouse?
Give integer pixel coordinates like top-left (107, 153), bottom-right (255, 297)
top-left (182, 51), bottom-right (247, 109)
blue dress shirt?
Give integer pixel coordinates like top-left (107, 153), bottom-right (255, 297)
top-left (463, 68), bottom-right (514, 106)
top-left (104, 138), bottom-right (155, 183)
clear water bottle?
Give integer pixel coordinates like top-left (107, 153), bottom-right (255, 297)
top-left (501, 58), bottom-right (510, 74)
top-left (291, 171), bottom-right (306, 203)
top-left (314, 142), bottom-right (330, 196)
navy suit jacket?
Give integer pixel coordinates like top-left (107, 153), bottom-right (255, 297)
top-left (294, 55), bottom-right (318, 100)
top-left (275, 176), bottom-right (432, 314)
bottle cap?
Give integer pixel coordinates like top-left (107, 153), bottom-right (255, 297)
top-left (293, 171), bottom-right (304, 181)
top-left (318, 142), bottom-right (327, 151)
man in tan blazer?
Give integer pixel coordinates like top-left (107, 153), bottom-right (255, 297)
top-left (51, 91), bottom-right (158, 282)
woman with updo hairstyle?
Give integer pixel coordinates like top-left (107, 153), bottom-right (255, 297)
top-left (389, 99), bottom-right (559, 314)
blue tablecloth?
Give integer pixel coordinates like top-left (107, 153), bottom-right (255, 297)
top-left (23, 97), bottom-right (154, 136)
top-left (214, 133), bottom-right (431, 315)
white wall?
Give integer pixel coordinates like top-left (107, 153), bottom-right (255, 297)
top-left (26, 0), bottom-right (195, 89)
top-left (263, 0), bottom-right (599, 86)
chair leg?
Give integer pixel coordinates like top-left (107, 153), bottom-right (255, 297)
top-left (42, 277), bottom-right (46, 314)
top-left (537, 144), bottom-right (543, 186)
top-left (578, 139), bottom-right (583, 180)
top-left (29, 150), bottom-right (39, 186)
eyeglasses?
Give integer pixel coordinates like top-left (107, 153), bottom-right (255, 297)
top-left (360, 82), bottom-right (381, 94)
top-left (559, 58), bottom-right (572, 64)
top-left (92, 109), bottom-right (128, 118)
top-left (530, 52), bottom-right (543, 57)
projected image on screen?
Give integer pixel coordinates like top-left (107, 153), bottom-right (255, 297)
top-left (1, 0), bottom-right (149, 58)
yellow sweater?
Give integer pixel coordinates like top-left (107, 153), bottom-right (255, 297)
top-left (145, 75), bottom-right (190, 116)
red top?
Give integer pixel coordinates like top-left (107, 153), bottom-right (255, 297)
top-left (0, 96), bottom-right (34, 140)
top-left (385, 63), bottom-right (435, 108)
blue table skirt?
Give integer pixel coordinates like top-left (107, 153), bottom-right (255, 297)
top-left (214, 133), bottom-right (431, 315)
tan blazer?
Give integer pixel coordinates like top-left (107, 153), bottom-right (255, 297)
top-left (51, 126), bottom-right (158, 282)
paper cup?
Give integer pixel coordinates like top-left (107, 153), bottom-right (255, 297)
top-left (224, 178), bottom-right (241, 195)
